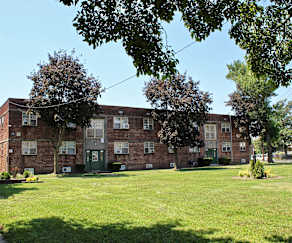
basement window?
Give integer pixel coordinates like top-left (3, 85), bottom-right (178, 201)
top-left (22, 141), bottom-right (37, 155)
top-left (144, 142), bottom-right (155, 154)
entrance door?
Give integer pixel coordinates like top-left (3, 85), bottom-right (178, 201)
top-left (85, 150), bottom-right (105, 171)
top-left (205, 148), bottom-right (217, 163)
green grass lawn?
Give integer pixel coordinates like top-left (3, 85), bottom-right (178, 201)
top-left (1, 164), bottom-right (292, 243)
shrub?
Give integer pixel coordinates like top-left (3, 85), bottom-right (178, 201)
top-left (10, 167), bottom-right (19, 178)
top-left (108, 162), bottom-right (123, 172)
top-left (0, 172), bottom-right (11, 180)
top-left (197, 158), bottom-right (212, 167)
top-left (26, 177), bottom-right (39, 183)
top-left (75, 164), bottom-right (85, 173)
top-left (218, 157), bottom-right (231, 165)
top-left (252, 161), bottom-right (265, 179)
top-left (23, 170), bottom-right (31, 178)
top-left (264, 168), bottom-right (272, 178)
top-left (238, 170), bottom-right (251, 178)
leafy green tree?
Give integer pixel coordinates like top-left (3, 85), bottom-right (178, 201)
top-left (28, 51), bottom-right (102, 174)
top-left (144, 73), bottom-right (212, 169)
top-left (272, 99), bottom-right (292, 156)
top-left (226, 60), bottom-right (277, 162)
top-left (59, 0), bottom-right (291, 87)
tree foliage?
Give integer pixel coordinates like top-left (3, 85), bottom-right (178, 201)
top-left (28, 50), bottom-right (102, 173)
top-left (272, 99), bottom-right (292, 155)
top-left (59, 0), bottom-right (291, 86)
top-left (144, 73), bottom-right (212, 169)
top-left (226, 60), bottom-right (278, 162)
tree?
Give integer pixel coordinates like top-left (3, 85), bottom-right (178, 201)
top-left (59, 0), bottom-right (291, 87)
top-left (226, 60), bottom-right (277, 162)
top-left (144, 73), bottom-right (212, 169)
top-left (272, 99), bottom-right (292, 156)
top-left (28, 51), bottom-right (102, 174)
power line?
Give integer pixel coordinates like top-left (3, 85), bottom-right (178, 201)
top-left (9, 40), bottom-right (198, 109)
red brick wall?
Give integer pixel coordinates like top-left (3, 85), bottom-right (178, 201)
top-left (0, 100), bottom-right (9, 172)
top-left (1, 100), bottom-right (251, 173)
top-left (7, 100), bottom-right (84, 173)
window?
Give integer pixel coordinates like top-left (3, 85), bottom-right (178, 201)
top-left (113, 117), bottom-right (129, 129)
top-left (205, 141), bottom-right (216, 149)
top-left (87, 119), bottom-right (104, 139)
top-left (0, 116), bottom-right (4, 128)
top-left (143, 118), bottom-right (154, 130)
top-left (59, 141), bottom-right (76, 155)
top-left (240, 142), bottom-right (246, 152)
top-left (22, 141), bottom-right (37, 155)
top-left (204, 124), bottom-right (216, 140)
top-left (22, 112), bottom-right (37, 126)
top-left (222, 142), bottom-right (231, 152)
top-left (189, 146), bottom-right (200, 153)
top-left (168, 145), bottom-right (174, 154)
top-left (144, 142), bottom-right (154, 154)
top-left (221, 123), bottom-right (230, 133)
top-left (114, 142), bottom-right (129, 154)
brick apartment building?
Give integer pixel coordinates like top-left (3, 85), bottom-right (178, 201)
top-left (0, 98), bottom-right (250, 174)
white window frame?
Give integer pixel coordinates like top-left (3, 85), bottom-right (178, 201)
top-left (240, 142), bottom-right (246, 152)
top-left (0, 116), bottom-right (4, 128)
top-left (222, 142), bottom-right (232, 152)
top-left (86, 119), bottom-right (104, 139)
top-left (143, 118), bottom-right (154, 130)
top-left (114, 142), bottom-right (129, 154)
top-left (189, 146), bottom-right (200, 153)
top-left (221, 123), bottom-right (231, 133)
top-left (22, 112), bottom-right (37, 126)
top-left (144, 142), bottom-right (155, 154)
top-left (204, 124), bottom-right (216, 140)
top-left (59, 141), bottom-right (76, 155)
top-left (113, 117), bottom-right (129, 129)
top-left (168, 145), bottom-right (174, 154)
top-left (22, 141), bottom-right (37, 155)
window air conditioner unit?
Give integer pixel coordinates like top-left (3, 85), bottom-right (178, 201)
top-left (62, 166), bottom-right (72, 173)
top-left (170, 162), bottom-right (175, 168)
top-left (146, 163), bottom-right (153, 169)
top-left (241, 159), bottom-right (246, 164)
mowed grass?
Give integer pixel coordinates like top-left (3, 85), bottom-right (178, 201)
top-left (0, 164), bottom-right (292, 243)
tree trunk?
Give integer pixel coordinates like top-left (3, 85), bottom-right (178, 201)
top-left (261, 140), bottom-right (265, 161)
top-left (53, 127), bottom-right (65, 174)
top-left (174, 148), bottom-right (180, 170)
top-left (284, 145), bottom-right (288, 157)
top-left (266, 133), bottom-right (274, 163)
top-left (252, 142), bottom-right (256, 163)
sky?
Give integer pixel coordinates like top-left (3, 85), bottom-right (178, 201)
top-left (0, 1), bottom-right (291, 114)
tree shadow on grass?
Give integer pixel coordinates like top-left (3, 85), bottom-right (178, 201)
top-left (2, 217), bottom-right (250, 243)
top-left (0, 184), bottom-right (37, 199)
top-left (59, 173), bottom-right (133, 179)
top-left (265, 235), bottom-right (292, 242)
top-left (179, 167), bottom-right (228, 172)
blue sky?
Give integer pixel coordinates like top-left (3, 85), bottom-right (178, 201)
top-left (0, 1), bottom-right (291, 114)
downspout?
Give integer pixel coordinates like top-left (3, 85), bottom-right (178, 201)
top-left (229, 114), bottom-right (233, 163)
